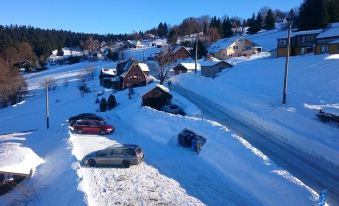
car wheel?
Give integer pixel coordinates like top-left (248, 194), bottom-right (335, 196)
top-left (122, 160), bottom-right (130, 168)
top-left (88, 159), bottom-right (96, 167)
top-left (100, 130), bottom-right (106, 135)
top-left (77, 129), bottom-right (83, 134)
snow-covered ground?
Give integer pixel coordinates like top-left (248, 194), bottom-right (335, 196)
top-left (0, 60), bottom-right (326, 205)
top-left (172, 53), bottom-right (339, 204)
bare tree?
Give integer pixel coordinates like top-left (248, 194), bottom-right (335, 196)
top-left (41, 78), bottom-right (57, 91)
top-left (155, 48), bottom-right (175, 85)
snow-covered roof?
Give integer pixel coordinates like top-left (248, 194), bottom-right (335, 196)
top-left (173, 46), bottom-right (190, 54)
top-left (178, 63), bottom-right (201, 71)
top-left (138, 63), bottom-right (149, 72)
top-left (156, 84), bottom-right (170, 93)
top-left (200, 57), bottom-right (232, 67)
top-left (101, 68), bottom-right (117, 76)
top-left (317, 22), bottom-right (339, 39)
top-left (277, 29), bottom-right (323, 39)
top-left (0, 143), bottom-right (44, 176)
top-left (208, 36), bottom-right (243, 53)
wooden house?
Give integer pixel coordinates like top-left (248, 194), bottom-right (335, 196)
top-left (173, 63), bottom-right (201, 75)
top-left (173, 46), bottom-right (191, 59)
top-left (201, 56), bottom-right (233, 77)
top-left (142, 84), bottom-right (173, 110)
top-left (277, 29), bottom-right (322, 57)
top-left (208, 36), bottom-right (261, 60)
top-left (120, 61), bottom-right (152, 89)
top-left (315, 22), bottom-right (339, 55)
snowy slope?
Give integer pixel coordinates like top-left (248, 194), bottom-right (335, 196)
top-left (245, 28), bottom-right (288, 51)
top-left (172, 53), bottom-right (339, 170)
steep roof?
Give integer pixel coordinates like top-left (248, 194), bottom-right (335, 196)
top-left (316, 22), bottom-right (339, 39)
top-left (173, 46), bottom-right (190, 54)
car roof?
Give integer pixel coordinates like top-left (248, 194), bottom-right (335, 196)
top-left (105, 144), bottom-right (139, 149)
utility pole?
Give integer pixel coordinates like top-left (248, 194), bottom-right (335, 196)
top-left (46, 80), bottom-right (49, 129)
top-left (194, 39), bottom-right (198, 74)
top-left (282, 23), bottom-right (291, 104)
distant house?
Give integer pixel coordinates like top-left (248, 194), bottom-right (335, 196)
top-left (201, 55), bottom-right (233, 77)
top-left (99, 68), bottom-right (117, 88)
top-left (173, 63), bottom-right (201, 75)
top-left (173, 46), bottom-right (191, 59)
top-left (208, 36), bottom-right (261, 60)
top-left (315, 22), bottom-right (339, 55)
top-left (277, 29), bottom-right (322, 57)
top-left (120, 60), bottom-right (152, 89)
top-left (142, 84), bottom-right (173, 110)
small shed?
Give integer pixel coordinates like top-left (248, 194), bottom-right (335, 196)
top-left (173, 63), bottom-right (201, 75)
top-left (99, 68), bottom-right (117, 88)
top-left (142, 84), bottom-right (173, 110)
top-left (201, 57), bottom-right (233, 77)
top-left (173, 46), bottom-right (191, 59)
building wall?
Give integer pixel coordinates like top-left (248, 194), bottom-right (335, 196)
top-left (214, 39), bottom-right (257, 59)
top-left (315, 43), bottom-right (339, 55)
top-left (173, 65), bottom-right (188, 75)
top-left (123, 64), bottom-right (147, 88)
top-left (174, 47), bottom-right (190, 59)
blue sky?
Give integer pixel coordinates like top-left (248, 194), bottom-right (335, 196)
top-left (1, 0), bottom-right (302, 34)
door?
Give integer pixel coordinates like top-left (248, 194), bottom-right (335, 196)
top-left (96, 149), bottom-right (113, 165)
top-left (111, 148), bottom-right (124, 165)
top-left (88, 121), bottom-right (101, 134)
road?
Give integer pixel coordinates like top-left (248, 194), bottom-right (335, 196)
top-left (172, 84), bottom-right (339, 205)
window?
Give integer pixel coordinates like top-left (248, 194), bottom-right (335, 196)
top-left (301, 48), bottom-right (305, 54)
top-left (97, 149), bottom-right (112, 157)
top-left (320, 46), bottom-right (328, 53)
top-left (281, 40), bottom-right (286, 46)
top-left (124, 148), bottom-right (136, 155)
top-left (301, 36), bottom-right (305, 43)
top-left (337, 45), bottom-right (339, 51)
top-left (112, 149), bottom-right (123, 155)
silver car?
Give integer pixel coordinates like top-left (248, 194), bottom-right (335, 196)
top-left (82, 144), bottom-right (144, 168)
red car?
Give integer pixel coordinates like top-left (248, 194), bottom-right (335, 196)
top-left (73, 119), bottom-right (114, 135)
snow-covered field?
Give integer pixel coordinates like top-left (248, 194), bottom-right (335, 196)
top-left (0, 61), bottom-right (324, 205)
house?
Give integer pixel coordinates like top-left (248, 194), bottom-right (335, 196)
top-left (99, 68), bottom-right (117, 88)
top-left (315, 22), bottom-right (339, 55)
top-left (173, 46), bottom-right (191, 59)
top-left (201, 55), bottom-right (233, 77)
top-left (120, 60), bottom-right (152, 89)
top-left (208, 36), bottom-right (261, 60)
top-left (277, 29), bottom-right (322, 57)
top-left (142, 84), bottom-right (173, 110)
top-left (173, 62), bottom-right (201, 75)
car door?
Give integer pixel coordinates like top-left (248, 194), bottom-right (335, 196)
top-left (89, 120), bottom-right (100, 134)
top-left (96, 149), bottom-right (113, 165)
top-left (111, 148), bottom-right (124, 165)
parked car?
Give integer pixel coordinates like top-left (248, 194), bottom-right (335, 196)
top-left (73, 119), bottom-right (114, 135)
top-left (68, 113), bottom-right (105, 127)
top-left (317, 108), bottom-right (339, 126)
top-left (178, 129), bottom-right (206, 153)
top-left (82, 144), bottom-right (144, 168)
top-left (161, 104), bottom-right (186, 115)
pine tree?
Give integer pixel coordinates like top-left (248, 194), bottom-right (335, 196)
top-left (222, 18), bottom-right (233, 38)
top-left (298, 0), bottom-right (326, 30)
top-left (264, 9), bottom-right (275, 30)
top-left (107, 94), bottom-right (117, 110)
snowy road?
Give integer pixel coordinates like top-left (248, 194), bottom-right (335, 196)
top-left (172, 84), bottom-right (339, 205)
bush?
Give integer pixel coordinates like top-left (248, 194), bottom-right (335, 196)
top-left (107, 94), bottom-right (117, 110)
top-left (99, 98), bottom-right (107, 112)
